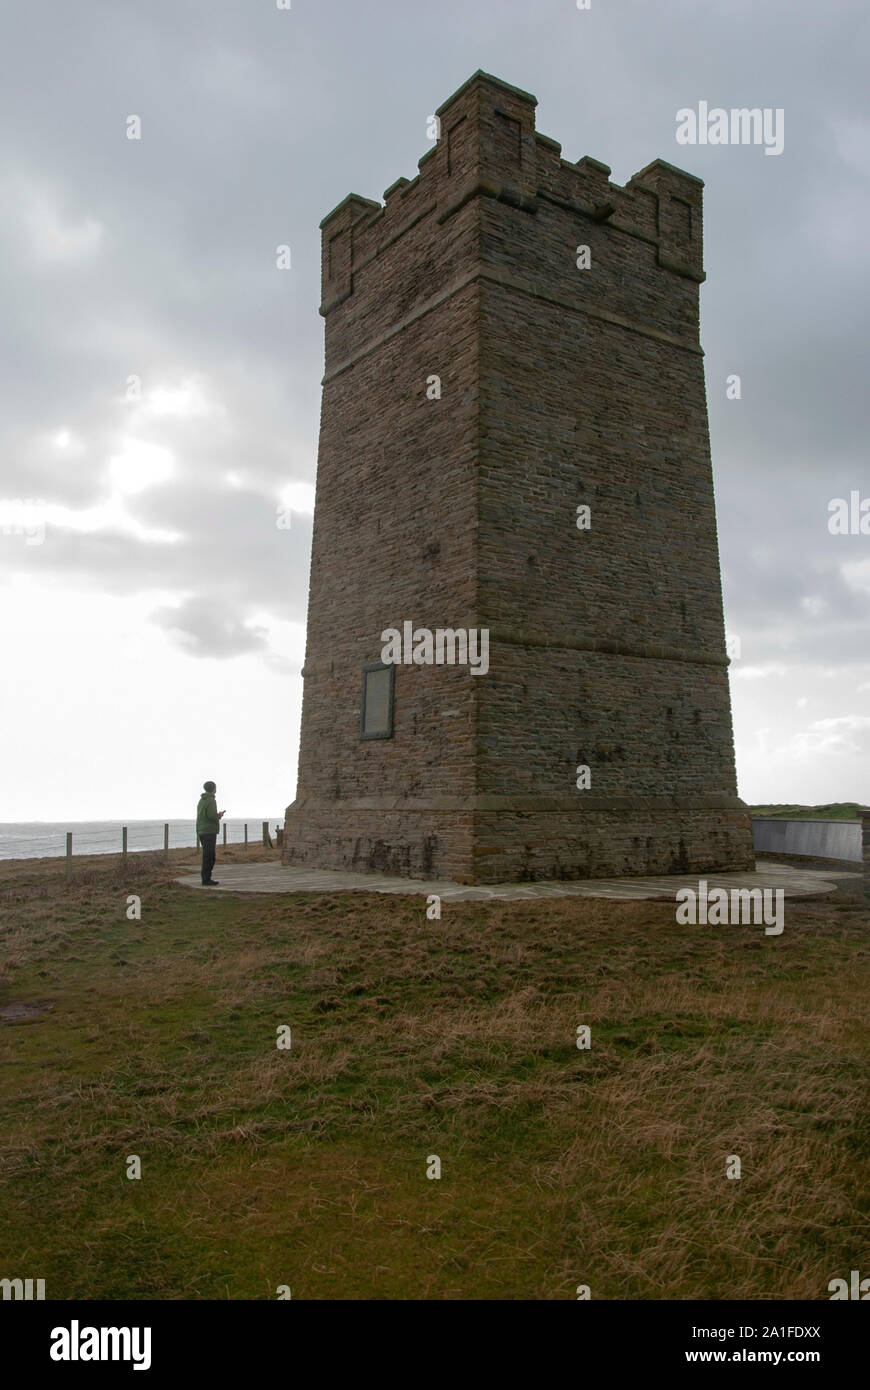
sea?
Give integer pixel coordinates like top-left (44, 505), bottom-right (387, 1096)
top-left (0, 819), bottom-right (283, 862)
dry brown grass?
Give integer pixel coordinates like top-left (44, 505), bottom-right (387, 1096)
top-left (0, 850), bottom-right (868, 1299)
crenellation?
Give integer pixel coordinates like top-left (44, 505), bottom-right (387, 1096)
top-left (561, 153), bottom-right (614, 207)
top-left (318, 72), bottom-right (707, 334)
top-left (382, 175), bottom-right (411, 203)
top-left (628, 159), bottom-right (705, 281)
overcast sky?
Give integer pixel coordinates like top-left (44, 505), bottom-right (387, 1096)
top-left (0, 0), bottom-right (867, 821)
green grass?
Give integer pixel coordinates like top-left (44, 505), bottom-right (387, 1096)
top-left (1, 847), bottom-right (868, 1300)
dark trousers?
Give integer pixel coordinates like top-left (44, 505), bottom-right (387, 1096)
top-left (199, 832), bottom-right (217, 883)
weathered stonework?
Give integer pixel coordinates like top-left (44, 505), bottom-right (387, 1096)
top-left (283, 70), bottom-right (755, 883)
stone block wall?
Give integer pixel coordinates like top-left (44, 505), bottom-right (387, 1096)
top-left (283, 69), bottom-right (754, 882)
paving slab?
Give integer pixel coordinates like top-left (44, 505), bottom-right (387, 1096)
top-left (175, 860), bottom-right (858, 902)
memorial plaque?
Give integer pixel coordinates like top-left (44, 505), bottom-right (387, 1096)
top-left (360, 663), bottom-right (394, 739)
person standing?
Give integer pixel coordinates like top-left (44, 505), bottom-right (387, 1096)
top-left (196, 780), bottom-right (225, 886)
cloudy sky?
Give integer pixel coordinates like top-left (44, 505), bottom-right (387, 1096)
top-left (1, 0), bottom-right (867, 821)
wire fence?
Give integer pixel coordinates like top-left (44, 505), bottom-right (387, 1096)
top-left (0, 819), bottom-right (284, 870)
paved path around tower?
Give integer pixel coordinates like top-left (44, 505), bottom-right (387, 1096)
top-left (176, 860), bottom-right (859, 902)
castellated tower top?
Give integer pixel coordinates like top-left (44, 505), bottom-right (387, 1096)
top-left (319, 68), bottom-right (704, 326)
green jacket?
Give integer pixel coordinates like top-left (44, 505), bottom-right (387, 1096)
top-left (196, 791), bottom-right (220, 836)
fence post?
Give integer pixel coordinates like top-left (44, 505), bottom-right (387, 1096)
top-left (862, 809), bottom-right (870, 880)
top-left (262, 820), bottom-right (272, 848)
top-left (66, 831), bottom-right (72, 881)
top-left (164, 823), bottom-right (169, 863)
top-left (122, 825), bottom-right (127, 861)
top-left (222, 823), bottom-right (227, 846)
top-left (244, 823), bottom-right (248, 854)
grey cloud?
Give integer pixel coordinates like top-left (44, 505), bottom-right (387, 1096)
top-left (0, 0), bottom-right (868, 682)
top-left (151, 595), bottom-right (270, 658)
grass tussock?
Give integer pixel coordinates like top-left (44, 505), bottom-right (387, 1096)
top-left (0, 847), bottom-right (868, 1300)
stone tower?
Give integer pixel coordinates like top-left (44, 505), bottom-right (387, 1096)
top-left (283, 70), bottom-right (754, 883)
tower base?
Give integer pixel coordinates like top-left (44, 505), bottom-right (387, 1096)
top-left (282, 799), bottom-right (755, 884)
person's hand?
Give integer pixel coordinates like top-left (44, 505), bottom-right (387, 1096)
top-left (218, 810), bottom-right (226, 818)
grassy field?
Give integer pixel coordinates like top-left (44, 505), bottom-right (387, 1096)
top-left (1, 845), bottom-right (868, 1301)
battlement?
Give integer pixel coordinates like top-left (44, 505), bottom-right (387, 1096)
top-left (319, 69), bottom-right (704, 318)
